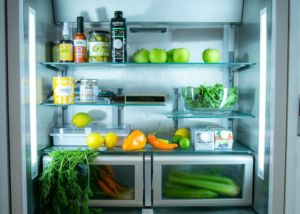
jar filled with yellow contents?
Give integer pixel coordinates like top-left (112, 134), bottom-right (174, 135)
top-left (88, 30), bottom-right (110, 62)
top-left (52, 76), bottom-right (75, 104)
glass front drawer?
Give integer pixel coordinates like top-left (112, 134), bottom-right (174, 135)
top-left (153, 155), bottom-right (253, 207)
top-left (42, 154), bottom-right (144, 207)
top-left (89, 155), bottom-right (143, 207)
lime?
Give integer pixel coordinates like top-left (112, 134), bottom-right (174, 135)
top-left (72, 112), bottom-right (93, 128)
top-left (86, 133), bottom-right (104, 149)
top-left (179, 138), bottom-right (191, 149)
top-left (175, 128), bottom-right (190, 138)
top-left (171, 135), bottom-right (183, 144)
top-left (104, 132), bottom-right (118, 149)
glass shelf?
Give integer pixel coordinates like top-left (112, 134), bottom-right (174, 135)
top-left (166, 111), bottom-right (254, 119)
top-left (41, 102), bottom-right (165, 107)
top-left (40, 62), bottom-right (256, 72)
top-left (43, 142), bottom-right (253, 155)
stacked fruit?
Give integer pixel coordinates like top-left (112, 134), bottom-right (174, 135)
top-left (171, 128), bottom-right (191, 149)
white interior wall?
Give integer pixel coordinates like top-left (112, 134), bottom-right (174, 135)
top-left (65, 28), bottom-right (225, 131)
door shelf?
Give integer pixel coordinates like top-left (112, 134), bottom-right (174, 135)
top-left (40, 62), bottom-right (256, 72)
top-left (43, 143), bottom-right (253, 156)
top-left (166, 110), bottom-right (254, 119)
top-left (40, 102), bottom-right (165, 107)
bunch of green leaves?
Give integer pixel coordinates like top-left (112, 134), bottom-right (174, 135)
top-left (182, 84), bottom-right (238, 109)
top-left (40, 149), bottom-right (98, 214)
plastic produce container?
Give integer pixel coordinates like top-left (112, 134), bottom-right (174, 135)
top-left (50, 124), bottom-right (130, 146)
top-left (179, 86), bottom-right (238, 113)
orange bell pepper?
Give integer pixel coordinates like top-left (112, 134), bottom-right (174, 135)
top-left (122, 130), bottom-right (146, 151)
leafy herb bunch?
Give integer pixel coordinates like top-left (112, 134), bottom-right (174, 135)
top-left (40, 149), bottom-right (98, 214)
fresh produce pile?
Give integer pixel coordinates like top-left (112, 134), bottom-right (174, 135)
top-left (71, 112), bottom-right (193, 151)
top-left (133, 48), bottom-right (190, 63)
top-left (171, 128), bottom-right (191, 149)
top-left (181, 84), bottom-right (238, 110)
top-left (39, 149), bottom-right (98, 214)
top-left (164, 170), bottom-right (240, 199)
top-left (91, 165), bottom-right (134, 199)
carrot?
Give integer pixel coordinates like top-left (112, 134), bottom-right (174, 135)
top-left (97, 180), bottom-right (117, 198)
top-left (99, 169), bottom-right (119, 194)
top-left (115, 181), bottom-right (128, 192)
top-left (147, 134), bottom-right (178, 150)
top-left (103, 165), bottom-right (115, 178)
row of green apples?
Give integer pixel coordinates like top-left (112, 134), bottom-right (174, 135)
top-left (133, 48), bottom-right (221, 63)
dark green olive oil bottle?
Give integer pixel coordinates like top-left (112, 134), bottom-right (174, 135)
top-left (111, 11), bottom-right (127, 63)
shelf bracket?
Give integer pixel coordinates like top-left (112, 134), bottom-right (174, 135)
top-left (113, 88), bottom-right (124, 126)
top-left (144, 155), bottom-right (152, 207)
top-left (172, 88), bottom-right (179, 130)
top-left (56, 106), bottom-right (66, 127)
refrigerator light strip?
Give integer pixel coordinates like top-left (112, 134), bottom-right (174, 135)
top-left (29, 7), bottom-right (38, 178)
top-left (258, 7), bottom-right (268, 180)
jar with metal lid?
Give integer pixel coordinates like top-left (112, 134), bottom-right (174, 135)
top-left (88, 31), bottom-right (110, 62)
top-left (80, 79), bottom-right (99, 103)
top-left (52, 41), bottom-right (60, 62)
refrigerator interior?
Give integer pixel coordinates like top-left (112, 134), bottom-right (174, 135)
top-left (13, 0), bottom-right (287, 213)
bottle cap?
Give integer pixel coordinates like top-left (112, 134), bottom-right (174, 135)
top-left (115, 11), bottom-right (123, 17)
top-left (77, 16), bottom-right (84, 33)
top-left (62, 22), bottom-right (70, 37)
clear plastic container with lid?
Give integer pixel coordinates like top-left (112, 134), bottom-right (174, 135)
top-left (88, 30), bottom-right (110, 62)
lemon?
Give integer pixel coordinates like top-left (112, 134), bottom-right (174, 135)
top-left (175, 128), bottom-right (190, 138)
top-left (72, 112), bottom-right (93, 128)
top-left (104, 132), bottom-right (118, 149)
top-left (86, 133), bottom-right (104, 149)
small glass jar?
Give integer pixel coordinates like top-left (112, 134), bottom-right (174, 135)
top-left (52, 41), bottom-right (60, 62)
top-left (80, 79), bottom-right (99, 103)
top-left (88, 30), bottom-right (110, 62)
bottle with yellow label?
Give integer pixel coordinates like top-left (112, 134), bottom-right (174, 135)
top-left (59, 22), bottom-right (73, 62)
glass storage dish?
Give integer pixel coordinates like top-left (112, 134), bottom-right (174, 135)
top-left (50, 124), bottom-right (130, 146)
top-left (43, 155), bottom-right (144, 207)
top-left (152, 154), bottom-right (253, 207)
top-left (179, 86), bottom-right (238, 113)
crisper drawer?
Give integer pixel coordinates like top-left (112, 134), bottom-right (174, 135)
top-left (153, 155), bottom-right (253, 207)
top-left (43, 155), bottom-right (143, 207)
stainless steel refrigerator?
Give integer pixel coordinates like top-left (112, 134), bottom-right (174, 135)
top-left (1, 0), bottom-right (297, 213)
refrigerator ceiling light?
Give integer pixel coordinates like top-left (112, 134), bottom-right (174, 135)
top-left (29, 7), bottom-right (38, 178)
top-left (258, 7), bottom-right (267, 180)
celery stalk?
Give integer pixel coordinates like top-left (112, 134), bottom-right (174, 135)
top-left (169, 170), bottom-right (236, 185)
top-left (168, 175), bottom-right (240, 197)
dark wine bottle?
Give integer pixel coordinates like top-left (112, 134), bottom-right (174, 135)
top-left (111, 11), bottom-right (127, 62)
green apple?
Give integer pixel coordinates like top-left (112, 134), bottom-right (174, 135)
top-left (173, 48), bottom-right (190, 63)
top-left (149, 48), bottom-right (167, 63)
top-left (202, 48), bottom-right (221, 63)
top-left (133, 49), bottom-right (150, 63)
top-left (167, 49), bottom-right (176, 62)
